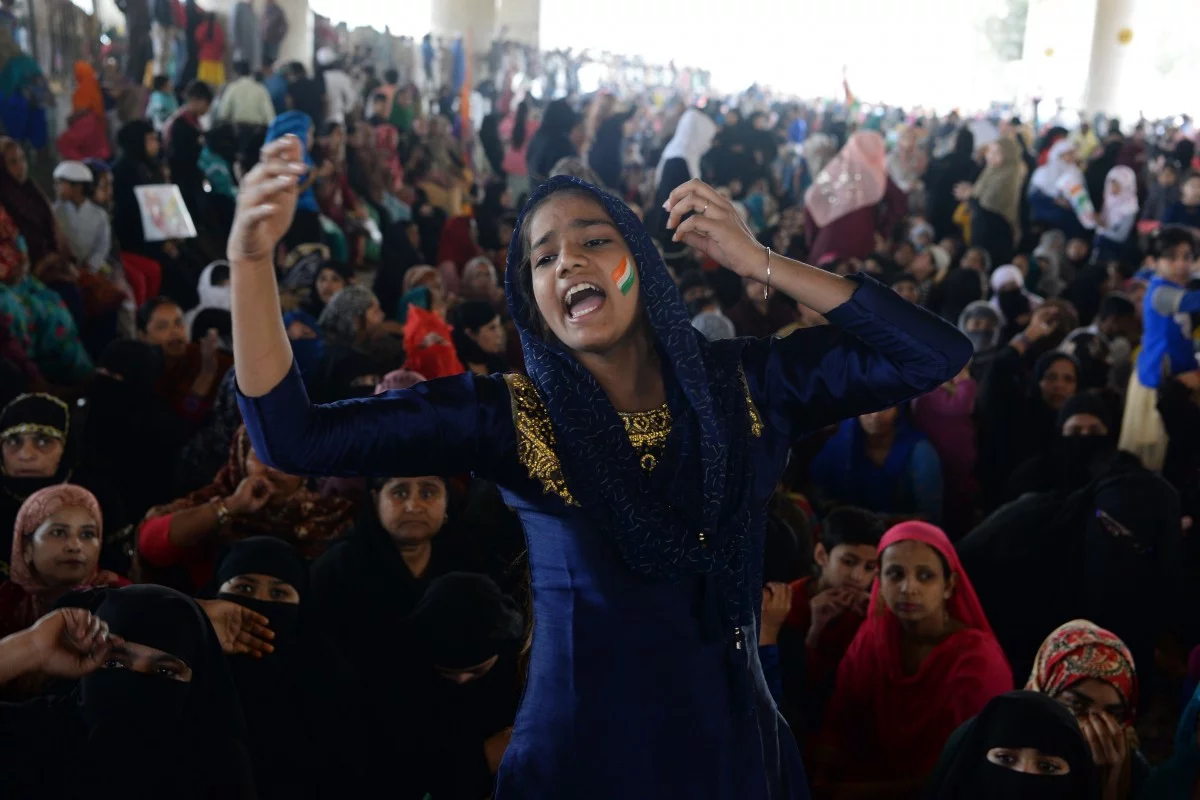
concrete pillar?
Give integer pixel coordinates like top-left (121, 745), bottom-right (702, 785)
top-left (273, 0), bottom-right (314, 72)
top-left (496, 0), bottom-right (538, 47)
top-left (430, 0), bottom-right (496, 53)
top-left (1082, 0), bottom-right (1144, 120)
top-left (1020, 0), bottom-right (1098, 110)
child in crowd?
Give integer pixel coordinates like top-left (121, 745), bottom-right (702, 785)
top-left (1119, 225), bottom-right (1200, 471)
top-left (146, 74), bottom-right (177, 133)
top-left (51, 160), bottom-right (109, 273)
top-left (776, 507), bottom-right (884, 736)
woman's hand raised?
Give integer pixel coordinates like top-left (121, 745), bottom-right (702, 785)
top-left (664, 179), bottom-right (766, 280)
top-left (228, 135), bottom-right (309, 266)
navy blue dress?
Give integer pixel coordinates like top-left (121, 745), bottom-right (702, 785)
top-left (238, 277), bottom-right (970, 799)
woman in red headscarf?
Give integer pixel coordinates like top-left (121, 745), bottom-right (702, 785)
top-left (1027, 619), bottom-right (1149, 800)
top-left (817, 521), bottom-right (1012, 797)
top-left (0, 485), bottom-right (128, 638)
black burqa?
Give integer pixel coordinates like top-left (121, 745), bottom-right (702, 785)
top-left (0, 585), bottom-right (255, 799)
top-left (927, 691), bottom-right (1099, 800)
top-left (958, 459), bottom-right (1182, 686)
top-left (399, 572), bottom-right (524, 800)
top-left (588, 109), bottom-right (634, 190)
top-left (925, 127), bottom-right (979, 240)
top-left (81, 340), bottom-right (189, 521)
top-left (525, 100), bottom-right (580, 188)
top-left (1003, 390), bottom-right (1117, 503)
top-left (111, 120), bottom-right (161, 256)
top-left (310, 498), bottom-right (479, 758)
top-left (211, 537), bottom-right (367, 799)
top-left (977, 349), bottom-right (1079, 511)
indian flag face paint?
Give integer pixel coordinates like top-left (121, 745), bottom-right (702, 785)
top-left (611, 257), bottom-right (635, 296)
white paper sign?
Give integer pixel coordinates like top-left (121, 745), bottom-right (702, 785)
top-left (133, 184), bottom-right (197, 242)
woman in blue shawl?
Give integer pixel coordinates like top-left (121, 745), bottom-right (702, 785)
top-left (264, 111), bottom-right (323, 251)
top-left (809, 405), bottom-right (944, 524)
top-left (225, 134), bottom-right (972, 799)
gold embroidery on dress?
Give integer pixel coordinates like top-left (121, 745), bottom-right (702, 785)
top-left (741, 368), bottom-right (764, 438)
top-left (505, 373), bottom-right (578, 506)
top-left (619, 406), bottom-right (672, 472)
top-left (505, 369), bottom-right (762, 502)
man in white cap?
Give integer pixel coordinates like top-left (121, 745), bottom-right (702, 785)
top-left (316, 46), bottom-right (358, 125)
top-left (52, 160), bottom-right (111, 273)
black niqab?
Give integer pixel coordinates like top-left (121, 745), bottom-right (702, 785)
top-left (928, 691), bottom-right (1098, 800)
top-left (213, 537), bottom-right (367, 799)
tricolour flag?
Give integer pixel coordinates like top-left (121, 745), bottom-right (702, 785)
top-left (611, 257), bottom-right (634, 295)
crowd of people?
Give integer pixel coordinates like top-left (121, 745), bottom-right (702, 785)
top-left (0, 5), bottom-right (1199, 798)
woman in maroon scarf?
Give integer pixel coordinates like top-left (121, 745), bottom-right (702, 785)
top-left (804, 131), bottom-right (908, 264)
top-left (817, 521), bottom-right (1012, 798)
top-left (0, 485), bottom-right (128, 639)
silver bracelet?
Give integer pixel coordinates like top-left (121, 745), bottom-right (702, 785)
top-left (764, 246), bottom-right (772, 301)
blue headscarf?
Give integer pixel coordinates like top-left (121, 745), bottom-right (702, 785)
top-left (504, 176), bottom-right (760, 648)
top-left (266, 111), bottom-right (317, 212)
top-left (283, 309), bottom-right (324, 382)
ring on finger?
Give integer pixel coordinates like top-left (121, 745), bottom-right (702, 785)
top-left (701, 202), bottom-right (709, 215)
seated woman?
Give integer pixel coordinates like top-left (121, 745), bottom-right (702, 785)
top-left (401, 572), bottom-right (525, 800)
top-left (1005, 390), bottom-right (1116, 502)
top-left (0, 203), bottom-right (94, 386)
top-left (978, 310), bottom-right (1080, 510)
top-left (0, 485), bottom-right (128, 639)
top-left (138, 426), bottom-right (354, 592)
top-left (0, 585), bottom-right (256, 798)
top-left (1027, 620), bottom-right (1150, 800)
top-left (0, 393), bottom-right (127, 574)
top-left (451, 300), bottom-right (509, 375)
top-left (312, 284), bottom-right (391, 401)
top-left (211, 536), bottom-right (367, 797)
top-left (809, 406), bottom-right (944, 525)
top-left (958, 301), bottom-right (1004, 381)
top-left (402, 286), bottom-right (465, 380)
top-left (927, 690), bottom-right (1099, 799)
top-left (301, 260), bottom-right (353, 319)
top-left (311, 474), bottom-right (475, 776)
top-left (819, 521), bottom-right (1012, 797)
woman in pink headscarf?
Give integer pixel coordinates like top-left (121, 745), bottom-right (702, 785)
top-left (817, 521), bottom-right (1012, 796)
top-left (0, 485), bottom-right (128, 638)
top-left (804, 131), bottom-right (909, 264)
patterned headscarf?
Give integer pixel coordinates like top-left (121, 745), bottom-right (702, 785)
top-left (504, 176), bottom-right (760, 652)
top-left (7, 485), bottom-right (125, 625)
top-left (1027, 619), bottom-right (1138, 726)
top-left (145, 426), bottom-right (354, 560)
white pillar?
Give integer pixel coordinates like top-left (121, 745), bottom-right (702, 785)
top-left (496, 0), bottom-right (538, 47)
top-left (1020, 0), bottom-right (1098, 111)
top-left (273, 0), bottom-right (314, 72)
top-left (430, 0), bottom-right (496, 53)
top-left (1082, 0), bottom-right (1143, 121)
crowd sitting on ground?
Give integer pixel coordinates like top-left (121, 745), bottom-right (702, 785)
top-left (3, 17), bottom-right (1200, 799)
